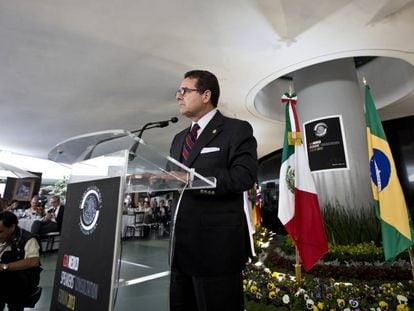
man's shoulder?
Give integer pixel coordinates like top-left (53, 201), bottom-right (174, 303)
top-left (12, 227), bottom-right (35, 247)
top-left (222, 115), bottom-right (249, 124)
top-left (220, 114), bottom-right (253, 131)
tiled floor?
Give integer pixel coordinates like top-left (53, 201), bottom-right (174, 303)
top-left (20, 237), bottom-right (170, 311)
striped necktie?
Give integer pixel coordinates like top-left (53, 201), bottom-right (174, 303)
top-left (181, 123), bottom-right (200, 163)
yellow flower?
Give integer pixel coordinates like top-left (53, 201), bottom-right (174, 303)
top-left (250, 285), bottom-right (258, 294)
top-left (397, 304), bottom-right (408, 311)
top-left (379, 301), bottom-right (389, 310)
top-left (267, 282), bottom-right (275, 290)
top-left (243, 279), bottom-right (248, 285)
top-left (337, 299), bottom-right (345, 308)
top-left (268, 291), bottom-right (276, 300)
top-left (317, 302), bottom-right (324, 310)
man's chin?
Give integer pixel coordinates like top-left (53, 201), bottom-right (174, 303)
top-left (179, 110), bottom-right (191, 117)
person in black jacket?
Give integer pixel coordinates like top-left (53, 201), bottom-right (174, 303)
top-left (31, 195), bottom-right (65, 235)
top-left (0, 211), bottom-right (42, 311)
top-left (168, 70), bottom-right (258, 311)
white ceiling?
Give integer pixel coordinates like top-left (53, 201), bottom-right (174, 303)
top-left (1, 0), bottom-right (414, 161)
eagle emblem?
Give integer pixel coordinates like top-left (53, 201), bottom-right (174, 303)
top-left (285, 165), bottom-right (295, 194)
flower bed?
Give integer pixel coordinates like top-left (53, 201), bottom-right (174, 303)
top-left (243, 264), bottom-right (413, 310)
top-left (243, 227), bottom-right (414, 310)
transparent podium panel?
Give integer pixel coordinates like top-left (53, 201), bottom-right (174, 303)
top-left (127, 141), bottom-right (216, 193)
top-left (69, 149), bottom-right (129, 183)
top-left (48, 130), bottom-right (130, 165)
top-left (49, 131), bottom-right (216, 311)
top-left (50, 129), bottom-right (216, 191)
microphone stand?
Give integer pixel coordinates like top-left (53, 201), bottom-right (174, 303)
top-left (81, 118), bottom-right (177, 162)
top-left (128, 122), bottom-right (170, 161)
top-left (82, 132), bottom-right (128, 161)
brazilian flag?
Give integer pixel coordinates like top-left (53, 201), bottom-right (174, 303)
top-left (365, 84), bottom-right (414, 262)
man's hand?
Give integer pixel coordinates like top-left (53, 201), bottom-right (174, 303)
top-left (43, 212), bottom-right (54, 222)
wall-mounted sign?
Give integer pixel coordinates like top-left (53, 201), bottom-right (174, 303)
top-left (304, 115), bottom-right (349, 172)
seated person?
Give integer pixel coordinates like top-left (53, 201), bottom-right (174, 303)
top-left (5, 200), bottom-right (19, 212)
top-left (0, 211), bottom-right (42, 311)
top-left (31, 195), bottom-right (65, 236)
top-left (25, 196), bottom-right (44, 218)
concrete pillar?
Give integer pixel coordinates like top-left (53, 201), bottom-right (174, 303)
top-left (293, 58), bottom-right (373, 210)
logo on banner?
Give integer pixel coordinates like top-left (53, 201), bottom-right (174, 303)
top-left (79, 186), bottom-right (102, 235)
top-left (313, 122), bottom-right (328, 137)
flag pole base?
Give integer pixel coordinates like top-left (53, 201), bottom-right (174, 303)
top-left (294, 246), bottom-right (302, 282)
top-left (294, 264), bottom-right (302, 282)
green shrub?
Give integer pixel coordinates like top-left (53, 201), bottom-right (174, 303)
top-left (281, 235), bottom-right (408, 263)
top-left (322, 201), bottom-right (381, 245)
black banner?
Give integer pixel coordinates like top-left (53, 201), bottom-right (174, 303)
top-left (50, 176), bottom-right (122, 311)
top-left (304, 116), bottom-right (348, 172)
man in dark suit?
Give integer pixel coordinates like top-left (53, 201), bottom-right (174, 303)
top-left (169, 70), bottom-right (258, 311)
top-left (31, 195), bottom-right (65, 235)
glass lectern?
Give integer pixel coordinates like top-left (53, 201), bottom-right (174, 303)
top-left (49, 130), bottom-right (216, 311)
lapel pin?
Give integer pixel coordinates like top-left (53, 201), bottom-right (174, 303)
top-left (212, 129), bottom-right (217, 134)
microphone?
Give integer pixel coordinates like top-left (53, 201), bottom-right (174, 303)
top-left (129, 117), bottom-right (178, 160)
top-left (133, 117), bottom-right (178, 139)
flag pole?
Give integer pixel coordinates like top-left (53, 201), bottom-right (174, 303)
top-left (289, 82), bottom-right (302, 282)
top-left (362, 76), bottom-right (367, 86)
top-left (408, 247), bottom-right (414, 280)
top-left (289, 82), bottom-right (294, 97)
top-left (294, 246), bottom-right (302, 282)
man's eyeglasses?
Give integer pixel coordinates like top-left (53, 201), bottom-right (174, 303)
top-left (176, 87), bottom-right (202, 96)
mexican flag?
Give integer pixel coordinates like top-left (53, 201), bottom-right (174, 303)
top-left (365, 84), bottom-right (414, 262)
top-left (278, 93), bottom-right (328, 271)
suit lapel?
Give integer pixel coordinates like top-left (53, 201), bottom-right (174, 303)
top-left (171, 129), bottom-right (187, 161)
top-left (186, 112), bottom-right (224, 166)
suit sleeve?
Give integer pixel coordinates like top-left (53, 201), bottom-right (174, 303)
top-left (196, 121), bottom-right (258, 195)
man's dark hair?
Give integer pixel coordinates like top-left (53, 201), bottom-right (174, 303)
top-left (184, 70), bottom-right (220, 107)
top-left (0, 211), bottom-right (18, 228)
